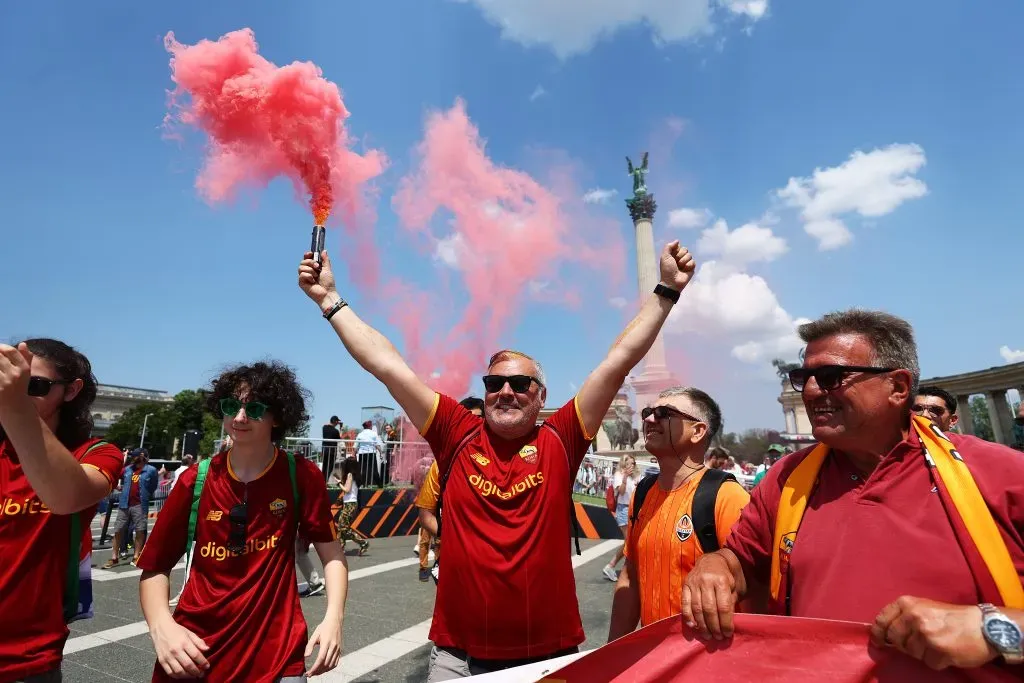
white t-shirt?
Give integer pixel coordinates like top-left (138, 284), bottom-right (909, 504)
top-left (343, 476), bottom-right (359, 504)
top-left (613, 471), bottom-right (638, 506)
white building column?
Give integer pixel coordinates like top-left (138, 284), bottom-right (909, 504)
top-left (985, 391), bottom-right (1014, 445)
top-left (785, 409), bottom-right (796, 434)
top-left (956, 394), bottom-right (974, 435)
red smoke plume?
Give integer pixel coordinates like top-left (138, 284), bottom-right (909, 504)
top-left (390, 99), bottom-right (624, 398)
top-left (163, 29), bottom-right (384, 225)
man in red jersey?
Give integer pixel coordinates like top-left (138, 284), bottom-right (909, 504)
top-left (682, 310), bottom-right (1024, 673)
top-left (137, 361), bottom-right (346, 683)
top-left (0, 339), bottom-right (124, 683)
top-left (299, 241), bottom-right (696, 680)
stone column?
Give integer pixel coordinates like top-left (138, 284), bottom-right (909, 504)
top-left (785, 409), bottom-right (796, 434)
top-left (987, 390), bottom-right (1015, 445)
top-left (633, 216), bottom-right (667, 372)
top-left (956, 395), bottom-right (974, 435)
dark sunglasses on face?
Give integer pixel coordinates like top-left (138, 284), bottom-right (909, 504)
top-left (220, 397), bottom-right (269, 421)
top-left (788, 365), bottom-right (897, 393)
top-left (482, 374), bottom-right (544, 394)
top-left (911, 404), bottom-right (947, 417)
top-left (640, 405), bottom-right (702, 423)
top-left (226, 498), bottom-right (247, 555)
top-left (27, 376), bottom-right (69, 397)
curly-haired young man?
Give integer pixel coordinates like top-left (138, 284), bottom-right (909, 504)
top-left (137, 361), bottom-right (347, 683)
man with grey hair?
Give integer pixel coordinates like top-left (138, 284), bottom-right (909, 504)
top-left (299, 241), bottom-right (697, 680)
top-left (682, 309), bottom-right (1024, 673)
top-left (608, 386), bottom-right (750, 641)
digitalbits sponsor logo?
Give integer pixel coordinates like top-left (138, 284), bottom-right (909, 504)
top-left (468, 472), bottom-right (545, 500)
top-left (199, 534), bottom-right (281, 561)
top-left (0, 497), bottom-right (50, 518)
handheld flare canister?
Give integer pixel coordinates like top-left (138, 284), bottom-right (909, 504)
top-left (310, 225), bottom-right (326, 265)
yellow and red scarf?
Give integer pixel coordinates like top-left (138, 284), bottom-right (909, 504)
top-left (770, 415), bottom-right (1024, 612)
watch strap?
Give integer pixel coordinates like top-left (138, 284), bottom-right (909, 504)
top-left (654, 283), bottom-right (681, 304)
top-left (981, 603), bottom-right (1024, 664)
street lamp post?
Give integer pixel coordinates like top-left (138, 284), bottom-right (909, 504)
top-left (139, 413), bottom-right (155, 449)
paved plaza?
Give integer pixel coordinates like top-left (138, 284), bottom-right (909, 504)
top-left (70, 527), bottom-right (620, 682)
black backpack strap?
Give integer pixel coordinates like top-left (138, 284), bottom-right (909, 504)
top-left (539, 421), bottom-right (582, 556)
top-left (435, 424), bottom-right (483, 539)
top-left (692, 469), bottom-right (737, 553)
top-left (630, 473), bottom-right (659, 526)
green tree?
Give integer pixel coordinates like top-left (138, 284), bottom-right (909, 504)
top-left (104, 403), bottom-right (176, 456)
top-left (198, 412), bottom-right (222, 457)
top-left (969, 396), bottom-right (995, 442)
top-left (170, 389), bottom-right (206, 434)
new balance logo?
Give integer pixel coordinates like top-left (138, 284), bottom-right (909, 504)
top-left (206, 510), bottom-right (223, 521)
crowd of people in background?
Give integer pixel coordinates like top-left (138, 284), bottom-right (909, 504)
top-left (2, 238), bottom-right (1022, 682)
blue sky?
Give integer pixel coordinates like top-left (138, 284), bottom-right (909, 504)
top-left (2, 0), bottom-right (1022, 437)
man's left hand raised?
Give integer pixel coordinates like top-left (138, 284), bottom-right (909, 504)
top-left (870, 596), bottom-right (997, 670)
top-left (659, 240), bottom-right (696, 291)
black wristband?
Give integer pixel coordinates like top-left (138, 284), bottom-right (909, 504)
top-left (323, 298), bottom-right (348, 321)
top-left (654, 283), bottom-right (681, 304)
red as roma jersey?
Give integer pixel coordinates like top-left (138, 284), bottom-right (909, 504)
top-left (423, 394), bottom-right (592, 660)
top-left (136, 451), bottom-right (337, 683)
top-left (0, 438), bottom-right (122, 683)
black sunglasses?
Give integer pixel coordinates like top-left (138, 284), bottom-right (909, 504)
top-left (482, 374), bottom-right (544, 394)
top-left (641, 405), bottom-right (703, 423)
top-left (788, 365), bottom-right (897, 392)
top-left (220, 397), bottom-right (269, 421)
top-left (27, 376), bottom-right (69, 397)
top-left (226, 496), bottom-right (247, 555)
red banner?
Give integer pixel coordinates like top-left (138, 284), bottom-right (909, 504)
top-left (541, 615), bottom-right (1018, 682)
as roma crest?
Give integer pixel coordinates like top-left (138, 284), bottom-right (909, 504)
top-left (269, 498), bottom-right (287, 518)
top-left (518, 445), bottom-right (538, 464)
top-left (675, 514), bottom-right (693, 542)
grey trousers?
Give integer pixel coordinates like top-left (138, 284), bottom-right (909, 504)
top-left (425, 645), bottom-right (578, 682)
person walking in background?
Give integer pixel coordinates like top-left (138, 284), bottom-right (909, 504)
top-left (354, 420), bottom-right (385, 487)
top-left (601, 453), bottom-right (641, 582)
top-left (337, 456), bottom-right (370, 556)
top-left (321, 416), bottom-right (342, 478)
top-left (752, 444), bottom-right (785, 487)
top-left (104, 448), bottom-right (158, 568)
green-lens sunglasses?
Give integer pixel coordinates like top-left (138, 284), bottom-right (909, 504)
top-left (220, 397), bottom-right (269, 421)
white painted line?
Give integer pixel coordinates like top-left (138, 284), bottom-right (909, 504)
top-left (312, 539), bottom-right (621, 682)
top-left (64, 557), bottom-right (421, 654)
top-left (91, 560), bottom-right (186, 582)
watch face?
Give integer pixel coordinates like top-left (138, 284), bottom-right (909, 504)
top-left (985, 618), bottom-right (1023, 651)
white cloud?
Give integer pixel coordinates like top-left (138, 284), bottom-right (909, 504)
top-left (696, 218), bottom-right (787, 267)
top-left (608, 296), bottom-right (628, 309)
top-left (1000, 345), bottom-right (1024, 363)
top-left (528, 280), bottom-right (550, 295)
top-left (529, 85), bottom-right (547, 102)
top-left (434, 233), bottom-right (467, 268)
top-left (669, 260), bottom-right (804, 364)
top-left (455, 0), bottom-right (770, 59)
top-left (777, 143), bottom-right (927, 251)
top-left (582, 187), bottom-right (618, 204)
top-left (723, 0), bottom-right (768, 20)
top-left (667, 207), bottom-right (712, 229)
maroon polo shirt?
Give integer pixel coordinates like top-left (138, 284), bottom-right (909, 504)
top-left (726, 429), bottom-right (1024, 622)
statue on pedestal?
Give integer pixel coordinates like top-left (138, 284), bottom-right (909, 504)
top-left (626, 152), bottom-right (649, 197)
top-left (625, 151), bottom-right (657, 221)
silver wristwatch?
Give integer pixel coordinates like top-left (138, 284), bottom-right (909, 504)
top-left (980, 603), bottom-right (1023, 665)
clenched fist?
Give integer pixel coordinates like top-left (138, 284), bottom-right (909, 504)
top-left (659, 241), bottom-right (696, 292)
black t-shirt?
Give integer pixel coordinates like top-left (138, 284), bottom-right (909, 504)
top-left (322, 425), bottom-right (341, 442)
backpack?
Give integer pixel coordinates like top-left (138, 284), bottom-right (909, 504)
top-left (630, 468), bottom-right (737, 553)
top-left (184, 451), bottom-right (300, 574)
top-left (436, 422), bottom-right (583, 557)
top-left (64, 439), bottom-right (111, 623)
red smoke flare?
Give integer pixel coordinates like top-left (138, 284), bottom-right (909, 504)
top-left (163, 29), bottom-right (384, 225)
top-left (390, 99), bottom-right (624, 398)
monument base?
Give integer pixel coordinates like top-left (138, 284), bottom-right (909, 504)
top-left (629, 365), bottom-right (680, 413)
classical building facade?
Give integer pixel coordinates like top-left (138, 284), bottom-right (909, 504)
top-left (91, 384), bottom-right (174, 437)
top-left (778, 361), bottom-right (1024, 447)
